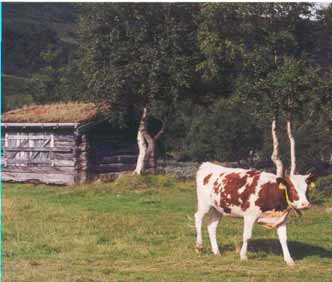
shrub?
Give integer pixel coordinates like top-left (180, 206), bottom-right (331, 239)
top-left (309, 175), bottom-right (332, 204)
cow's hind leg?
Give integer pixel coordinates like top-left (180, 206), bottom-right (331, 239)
top-left (207, 208), bottom-right (222, 255)
top-left (194, 204), bottom-right (210, 253)
top-left (277, 223), bottom-right (294, 266)
top-left (240, 216), bottom-right (256, 261)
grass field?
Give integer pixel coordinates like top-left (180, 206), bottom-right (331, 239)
top-left (3, 175), bottom-right (332, 282)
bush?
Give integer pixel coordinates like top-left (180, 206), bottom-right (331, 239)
top-left (317, 175), bottom-right (332, 195)
top-left (186, 99), bottom-right (263, 163)
top-left (309, 175), bottom-right (332, 204)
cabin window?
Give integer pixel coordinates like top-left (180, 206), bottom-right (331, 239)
top-left (4, 132), bottom-right (54, 166)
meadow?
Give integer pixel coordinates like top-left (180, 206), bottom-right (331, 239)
top-left (3, 175), bottom-right (332, 282)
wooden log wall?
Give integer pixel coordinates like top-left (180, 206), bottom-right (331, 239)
top-left (89, 134), bottom-right (138, 175)
top-left (74, 133), bottom-right (89, 184)
top-left (2, 130), bottom-right (78, 185)
top-left (1, 128), bottom-right (139, 185)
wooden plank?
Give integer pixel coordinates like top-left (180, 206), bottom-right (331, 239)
top-left (6, 159), bottom-right (51, 165)
top-left (78, 142), bottom-right (88, 151)
top-left (5, 159), bottom-right (76, 167)
top-left (91, 147), bottom-right (139, 157)
top-left (54, 140), bottom-right (75, 147)
top-left (2, 171), bottom-right (76, 185)
top-left (54, 159), bottom-right (77, 167)
top-left (2, 166), bottom-right (76, 173)
top-left (91, 163), bottom-right (136, 173)
top-left (54, 135), bottom-right (75, 142)
top-left (2, 123), bottom-right (79, 128)
top-left (91, 142), bottom-right (137, 149)
top-left (93, 155), bottom-right (137, 164)
top-left (91, 135), bottom-right (133, 141)
top-left (53, 152), bottom-right (74, 160)
top-left (4, 147), bottom-right (73, 153)
top-left (6, 136), bottom-right (52, 140)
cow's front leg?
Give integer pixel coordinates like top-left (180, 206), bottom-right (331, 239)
top-left (194, 205), bottom-right (210, 252)
top-left (277, 223), bottom-right (294, 266)
top-left (207, 208), bottom-right (222, 255)
top-left (240, 216), bottom-right (256, 261)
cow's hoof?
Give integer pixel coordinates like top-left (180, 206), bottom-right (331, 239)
top-left (240, 255), bottom-right (248, 261)
top-left (195, 244), bottom-right (203, 254)
top-left (286, 259), bottom-right (295, 266)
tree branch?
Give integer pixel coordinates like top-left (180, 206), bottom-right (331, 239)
top-left (271, 114), bottom-right (284, 178)
top-left (153, 120), bottom-right (165, 141)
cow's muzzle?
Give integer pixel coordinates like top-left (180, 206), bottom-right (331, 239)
top-left (299, 202), bottom-right (311, 209)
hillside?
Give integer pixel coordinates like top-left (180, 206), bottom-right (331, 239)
top-left (2, 3), bottom-right (78, 111)
top-left (3, 3), bottom-right (78, 76)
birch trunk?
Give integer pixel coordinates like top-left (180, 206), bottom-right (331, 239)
top-left (144, 121), bottom-right (164, 173)
top-left (287, 114), bottom-right (296, 176)
top-left (144, 133), bottom-right (156, 172)
top-left (134, 108), bottom-right (148, 175)
top-left (271, 115), bottom-right (284, 178)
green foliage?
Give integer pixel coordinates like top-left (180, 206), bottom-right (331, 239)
top-left (296, 118), bottom-right (332, 171)
top-left (3, 3), bottom-right (78, 76)
top-left (186, 99), bottom-right (263, 163)
top-left (2, 75), bottom-right (34, 111)
top-left (238, 57), bottom-right (322, 120)
top-left (3, 3), bottom-right (80, 110)
top-left (315, 4), bottom-right (332, 67)
top-left (317, 175), bottom-right (332, 196)
top-left (79, 3), bottom-right (200, 117)
top-left (309, 175), bottom-right (332, 204)
top-left (30, 49), bottom-right (84, 104)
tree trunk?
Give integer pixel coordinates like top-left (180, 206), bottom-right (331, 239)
top-left (143, 121), bottom-right (164, 173)
top-left (134, 108), bottom-right (148, 175)
top-left (134, 108), bottom-right (165, 175)
top-left (287, 113), bottom-right (296, 176)
top-left (144, 132), bottom-right (156, 172)
top-left (271, 115), bottom-right (284, 178)
top-left (249, 149), bottom-right (255, 168)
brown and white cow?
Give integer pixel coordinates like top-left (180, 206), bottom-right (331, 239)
top-left (195, 162), bottom-right (315, 265)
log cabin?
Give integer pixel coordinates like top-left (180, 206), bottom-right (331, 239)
top-left (1, 103), bottom-right (138, 185)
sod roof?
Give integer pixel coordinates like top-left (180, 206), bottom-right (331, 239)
top-left (2, 103), bottom-right (106, 123)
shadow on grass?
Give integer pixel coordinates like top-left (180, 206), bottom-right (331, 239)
top-left (222, 239), bottom-right (332, 260)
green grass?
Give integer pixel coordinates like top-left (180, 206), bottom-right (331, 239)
top-left (3, 175), bottom-right (332, 282)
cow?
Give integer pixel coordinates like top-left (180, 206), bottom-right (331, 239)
top-left (195, 162), bottom-right (316, 265)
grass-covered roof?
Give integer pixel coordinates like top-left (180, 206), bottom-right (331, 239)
top-left (2, 102), bottom-right (106, 123)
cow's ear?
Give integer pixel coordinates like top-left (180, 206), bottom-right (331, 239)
top-left (305, 173), bottom-right (317, 184)
top-left (305, 173), bottom-right (317, 189)
top-left (276, 177), bottom-right (288, 190)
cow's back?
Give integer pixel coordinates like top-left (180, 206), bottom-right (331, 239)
top-left (196, 163), bottom-right (255, 212)
top-left (196, 162), bottom-right (281, 216)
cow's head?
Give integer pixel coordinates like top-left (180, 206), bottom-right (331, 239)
top-left (277, 174), bottom-right (317, 210)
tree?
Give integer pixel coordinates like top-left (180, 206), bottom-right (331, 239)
top-left (315, 4), bottom-right (332, 68)
top-left (197, 3), bottom-right (317, 175)
top-left (186, 98), bottom-right (263, 165)
top-left (233, 4), bottom-right (316, 175)
top-left (30, 47), bottom-right (84, 104)
top-left (79, 3), bottom-right (200, 174)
